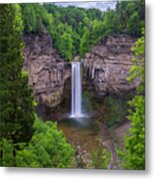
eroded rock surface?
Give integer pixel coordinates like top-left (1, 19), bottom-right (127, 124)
top-left (83, 35), bottom-right (141, 96)
top-left (24, 34), bottom-right (70, 108)
top-left (24, 34), bottom-right (141, 110)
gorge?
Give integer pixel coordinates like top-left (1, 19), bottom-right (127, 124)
top-left (23, 33), bottom-right (140, 168)
top-left (0, 2), bottom-right (145, 169)
top-left (24, 33), bottom-right (140, 114)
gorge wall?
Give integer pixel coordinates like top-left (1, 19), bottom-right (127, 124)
top-left (23, 33), bottom-right (140, 112)
top-left (24, 34), bottom-right (71, 111)
top-left (83, 35), bottom-right (140, 96)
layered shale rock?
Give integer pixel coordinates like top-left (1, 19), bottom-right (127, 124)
top-left (24, 34), bottom-right (141, 110)
top-left (83, 35), bottom-right (141, 96)
top-left (24, 34), bottom-right (70, 108)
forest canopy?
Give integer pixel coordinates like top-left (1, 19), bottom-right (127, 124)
top-left (20, 0), bottom-right (145, 61)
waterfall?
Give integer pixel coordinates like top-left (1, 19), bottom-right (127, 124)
top-left (71, 62), bottom-right (83, 118)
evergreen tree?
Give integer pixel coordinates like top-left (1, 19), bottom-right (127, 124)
top-left (0, 4), bottom-right (34, 145)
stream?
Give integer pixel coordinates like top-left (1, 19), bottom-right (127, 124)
top-left (55, 62), bottom-right (131, 168)
top-left (57, 114), bottom-right (130, 169)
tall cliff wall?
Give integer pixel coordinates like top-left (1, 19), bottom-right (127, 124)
top-left (24, 34), bottom-right (141, 111)
top-left (83, 35), bottom-right (141, 96)
top-left (24, 34), bottom-right (71, 109)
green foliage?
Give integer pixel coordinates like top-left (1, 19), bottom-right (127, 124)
top-left (0, 1), bottom-right (145, 169)
top-left (128, 29), bottom-right (144, 94)
top-left (21, 69), bottom-right (28, 78)
top-left (115, 0), bottom-right (145, 36)
top-left (20, 1), bottom-right (144, 60)
top-left (119, 30), bottom-right (145, 170)
top-left (0, 115), bottom-right (75, 168)
top-left (80, 28), bottom-right (91, 57)
top-left (127, 11), bottom-right (140, 36)
top-left (91, 148), bottom-right (111, 169)
top-left (0, 4), bottom-right (75, 168)
top-left (0, 139), bottom-right (14, 167)
top-left (32, 100), bottom-right (38, 107)
top-left (103, 95), bottom-right (129, 127)
top-left (0, 4), bottom-right (35, 144)
top-left (57, 32), bottom-right (73, 61)
top-left (21, 4), bottom-right (53, 34)
top-left (118, 95), bottom-right (145, 170)
top-left (16, 115), bottom-right (75, 168)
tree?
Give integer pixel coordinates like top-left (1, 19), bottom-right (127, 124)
top-left (0, 115), bottom-right (75, 168)
top-left (0, 4), bottom-right (34, 145)
top-left (58, 32), bottom-right (73, 61)
top-left (16, 115), bottom-right (75, 168)
top-left (80, 28), bottom-right (91, 57)
top-left (119, 30), bottom-right (145, 170)
top-left (115, 0), bottom-right (145, 36)
top-left (20, 4), bottom-right (37, 32)
top-left (21, 4), bottom-right (54, 34)
top-left (0, 139), bottom-right (14, 166)
top-left (127, 11), bottom-right (140, 36)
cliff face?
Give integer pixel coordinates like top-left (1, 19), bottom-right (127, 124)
top-left (24, 34), bottom-right (140, 110)
top-left (83, 35), bottom-right (141, 96)
top-left (24, 34), bottom-right (70, 108)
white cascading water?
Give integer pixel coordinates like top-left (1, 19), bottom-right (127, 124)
top-left (70, 62), bottom-right (83, 118)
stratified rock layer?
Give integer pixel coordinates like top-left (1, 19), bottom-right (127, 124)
top-left (24, 34), bottom-right (141, 109)
top-left (83, 35), bottom-right (140, 96)
top-left (24, 34), bottom-right (70, 108)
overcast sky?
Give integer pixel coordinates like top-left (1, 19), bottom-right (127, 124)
top-left (53, 1), bottom-right (117, 11)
